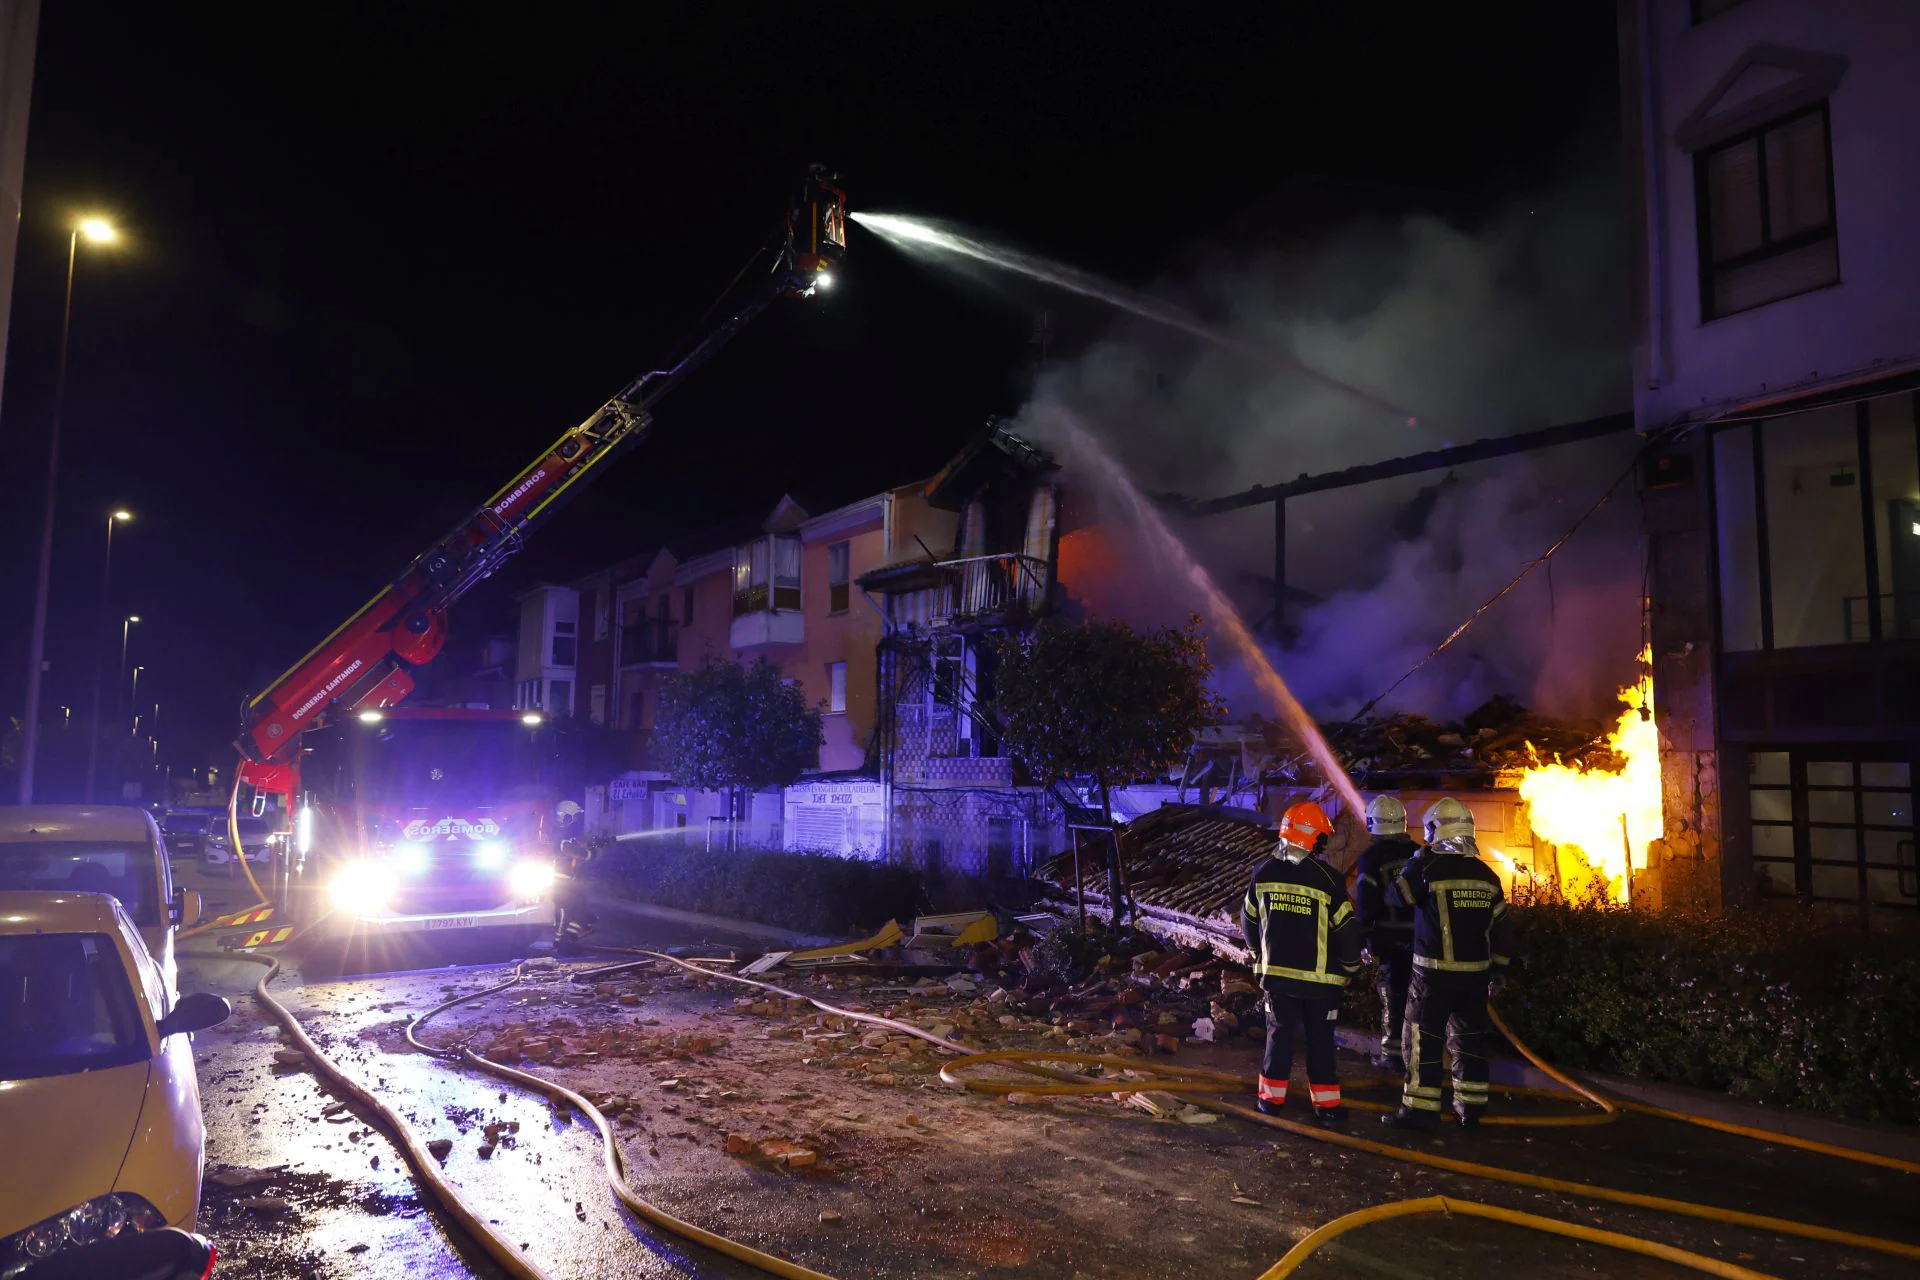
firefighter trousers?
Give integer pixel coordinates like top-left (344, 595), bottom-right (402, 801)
top-left (1400, 967), bottom-right (1491, 1117)
top-left (1373, 942), bottom-right (1413, 1059)
top-left (1260, 981), bottom-right (1343, 1112)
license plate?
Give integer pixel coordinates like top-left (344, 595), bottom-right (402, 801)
top-left (422, 916), bottom-right (477, 931)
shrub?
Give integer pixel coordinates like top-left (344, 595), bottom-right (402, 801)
top-left (1340, 896), bottom-right (1920, 1121)
top-left (1497, 898), bottom-right (1920, 1122)
top-left (582, 843), bottom-right (926, 938)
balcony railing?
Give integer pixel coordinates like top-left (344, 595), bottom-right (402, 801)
top-left (619, 620), bottom-right (676, 666)
top-left (932, 553), bottom-right (1050, 622)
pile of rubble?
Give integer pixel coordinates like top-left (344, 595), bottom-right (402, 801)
top-left (1331, 696), bottom-right (1619, 780)
top-left (1231, 697), bottom-right (1616, 788)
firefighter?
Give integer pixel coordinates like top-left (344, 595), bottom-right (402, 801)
top-left (1354, 794), bottom-right (1417, 1073)
top-left (1382, 797), bottom-right (1515, 1131)
top-left (1241, 801), bottom-right (1361, 1125)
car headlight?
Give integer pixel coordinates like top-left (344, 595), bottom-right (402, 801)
top-left (328, 861), bottom-right (395, 913)
top-left (473, 840), bottom-right (509, 870)
top-left (4, 1192), bottom-right (165, 1266)
top-left (507, 861), bottom-right (554, 899)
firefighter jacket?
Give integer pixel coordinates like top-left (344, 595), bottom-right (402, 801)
top-left (1241, 853), bottom-right (1361, 993)
top-left (1390, 839), bottom-right (1515, 978)
top-left (1354, 834), bottom-right (1418, 952)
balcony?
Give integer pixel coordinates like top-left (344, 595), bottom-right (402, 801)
top-left (730, 533), bottom-right (805, 649)
top-left (930, 553), bottom-right (1050, 626)
top-left (619, 619), bottom-right (677, 667)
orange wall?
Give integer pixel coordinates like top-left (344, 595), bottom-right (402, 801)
top-left (671, 514), bottom-right (887, 775)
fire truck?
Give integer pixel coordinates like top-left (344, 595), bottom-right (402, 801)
top-left (233, 167), bottom-right (847, 948)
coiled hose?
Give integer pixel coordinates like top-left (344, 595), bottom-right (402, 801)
top-left (188, 943), bottom-right (1920, 1280)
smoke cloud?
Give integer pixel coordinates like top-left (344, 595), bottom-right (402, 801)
top-left (1016, 162), bottom-right (1642, 723)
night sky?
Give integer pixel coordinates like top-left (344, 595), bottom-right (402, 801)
top-left (0, 4), bottom-right (1618, 784)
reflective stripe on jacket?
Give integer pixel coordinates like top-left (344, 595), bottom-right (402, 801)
top-left (1240, 853), bottom-right (1361, 987)
top-left (1391, 844), bottom-right (1514, 976)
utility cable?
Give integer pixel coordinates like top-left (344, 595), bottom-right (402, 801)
top-left (1344, 445), bottom-right (1648, 726)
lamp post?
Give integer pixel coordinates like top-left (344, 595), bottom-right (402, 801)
top-left (81, 510), bottom-right (134, 800)
top-left (85, 612), bottom-right (137, 803)
top-left (128, 664), bottom-right (144, 727)
top-left (18, 217), bottom-right (119, 803)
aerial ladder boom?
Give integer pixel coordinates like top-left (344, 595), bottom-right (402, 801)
top-left (235, 166), bottom-right (847, 804)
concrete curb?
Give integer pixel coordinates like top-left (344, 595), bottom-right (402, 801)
top-left (586, 894), bottom-right (842, 948)
top-left (1332, 1025), bottom-right (1920, 1163)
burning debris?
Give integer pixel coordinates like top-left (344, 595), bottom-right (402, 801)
top-left (1518, 647), bottom-right (1661, 903)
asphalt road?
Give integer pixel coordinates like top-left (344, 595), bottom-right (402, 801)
top-left (176, 856), bottom-right (771, 1280)
top-left (170, 855), bottom-right (1920, 1280)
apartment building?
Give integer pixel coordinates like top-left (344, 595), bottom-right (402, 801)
top-left (1619, 0), bottom-right (1920, 914)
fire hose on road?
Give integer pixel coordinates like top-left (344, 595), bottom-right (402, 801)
top-left (184, 942), bottom-right (1920, 1280)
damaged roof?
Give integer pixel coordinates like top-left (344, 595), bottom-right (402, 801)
top-left (1037, 804), bottom-right (1276, 948)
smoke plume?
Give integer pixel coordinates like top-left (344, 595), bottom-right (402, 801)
top-left (1017, 163), bottom-right (1642, 723)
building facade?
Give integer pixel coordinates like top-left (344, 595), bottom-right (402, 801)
top-left (1620, 0), bottom-right (1920, 914)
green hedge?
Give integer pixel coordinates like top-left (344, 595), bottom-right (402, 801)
top-left (581, 842), bottom-right (927, 938)
top-left (1496, 899), bottom-right (1920, 1122)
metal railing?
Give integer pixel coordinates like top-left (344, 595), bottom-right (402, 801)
top-left (933, 553), bottom-right (1049, 621)
top-left (618, 620), bottom-right (676, 665)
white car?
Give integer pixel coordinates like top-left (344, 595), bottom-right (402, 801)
top-left (0, 807), bottom-right (203, 1004)
top-left (0, 891), bottom-right (229, 1275)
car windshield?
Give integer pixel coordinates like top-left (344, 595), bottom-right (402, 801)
top-left (162, 814), bottom-right (208, 834)
top-left (0, 933), bottom-right (149, 1081)
top-left (0, 843), bottom-right (155, 926)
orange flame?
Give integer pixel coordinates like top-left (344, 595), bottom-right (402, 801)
top-left (1517, 647), bottom-right (1662, 905)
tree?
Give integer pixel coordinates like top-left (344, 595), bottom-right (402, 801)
top-left (985, 616), bottom-right (1224, 920)
top-left (651, 657), bottom-right (824, 849)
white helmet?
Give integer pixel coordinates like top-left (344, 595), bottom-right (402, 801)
top-left (1365, 795), bottom-right (1407, 836)
top-left (1423, 796), bottom-right (1475, 844)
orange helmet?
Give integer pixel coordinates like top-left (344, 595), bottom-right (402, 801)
top-left (1277, 801), bottom-right (1335, 855)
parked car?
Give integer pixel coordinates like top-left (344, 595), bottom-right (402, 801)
top-left (156, 811), bottom-right (211, 859)
top-left (0, 891), bottom-right (229, 1276)
top-left (202, 815), bottom-right (276, 875)
top-left (0, 807), bottom-right (201, 1003)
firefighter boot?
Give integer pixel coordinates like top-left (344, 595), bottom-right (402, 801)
top-left (1381, 1106), bottom-right (1440, 1131)
top-left (1309, 1106), bottom-right (1349, 1128)
top-left (1256, 1099), bottom-right (1286, 1118)
top-left (1455, 1104), bottom-right (1484, 1130)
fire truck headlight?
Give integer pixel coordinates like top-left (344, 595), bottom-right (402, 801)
top-left (396, 842), bottom-right (431, 875)
top-left (329, 862), bottom-right (395, 913)
top-left (474, 840), bottom-right (509, 870)
top-left (508, 861), bottom-right (554, 899)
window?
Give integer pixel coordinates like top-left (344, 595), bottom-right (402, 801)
top-left (592, 589), bottom-right (609, 641)
top-left (828, 541), bottom-right (851, 614)
top-left (682, 587), bottom-right (695, 626)
top-left (828, 661), bottom-right (847, 714)
top-left (551, 619), bottom-right (577, 667)
top-left (731, 535), bottom-right (802, 616)
top-left (1712, 394), bottom-right (1920, 651)
top-left (549, 679), bottom-right (573, 717)
top-left (1696, 106), bottom-right (1837, 319)
top-left (518, 679), bottom-right (542, 711)
top-left (589, 684), bottom-right (607, 726)
top-left (0, 933), bottom-right (149, 1080)
top-left (1745, 751), bottom-right (1915, 907)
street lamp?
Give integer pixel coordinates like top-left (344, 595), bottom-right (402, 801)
top-left (18, 216), bottom-right (120, 803)
top-left (83, 510), bottom-right (134, 802)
